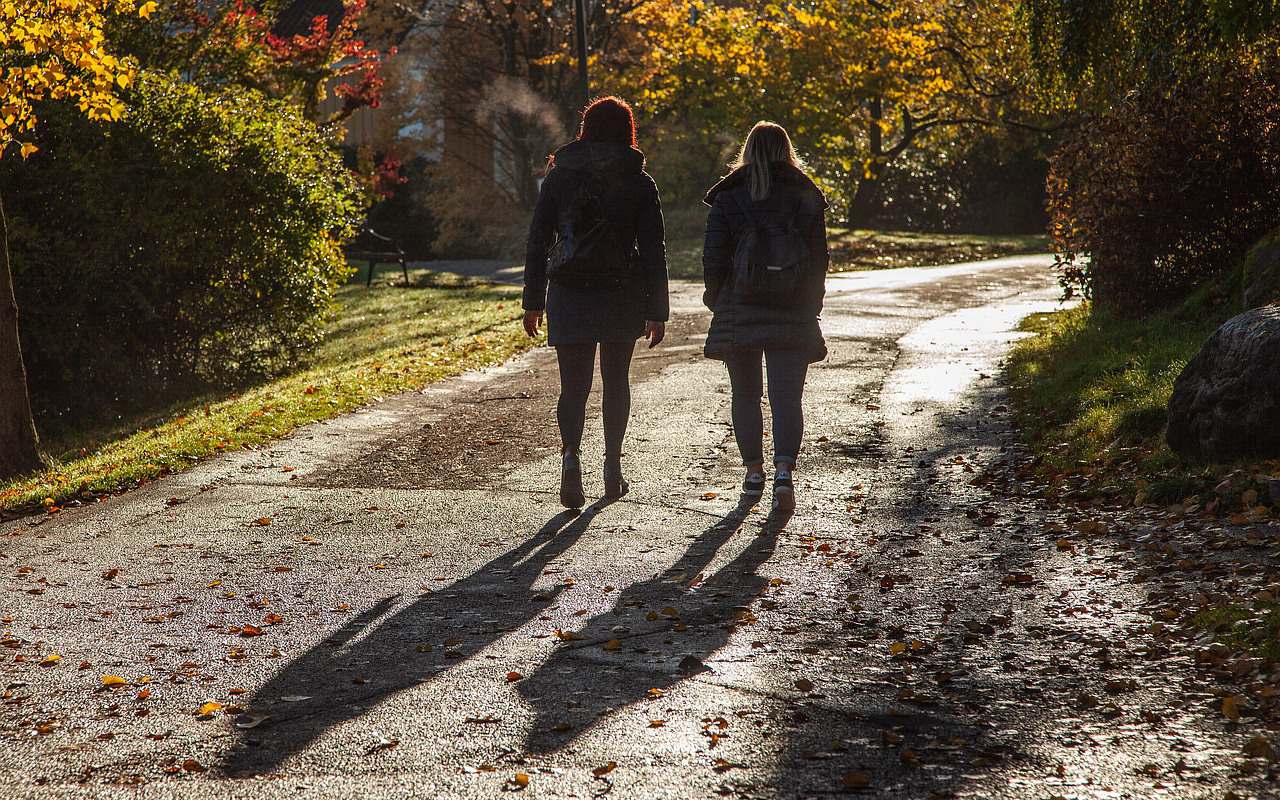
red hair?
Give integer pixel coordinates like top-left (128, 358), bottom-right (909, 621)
top-left (577, 96), bottom-right (637, 148)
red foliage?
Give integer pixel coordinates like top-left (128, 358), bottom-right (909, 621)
top-left (372, 153), bottom-right (408, 199)
top-left (152, 0), bottom-right (393, 121)
top-left (1048, 55), bottom-right (1280, 314)
top-left (261, 0), bottom-right (392, 118)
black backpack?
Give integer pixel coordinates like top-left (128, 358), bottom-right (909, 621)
top-left (730, 192), bottom-right (808, 307)
top-left (546, 171), bottom-right (635, 290)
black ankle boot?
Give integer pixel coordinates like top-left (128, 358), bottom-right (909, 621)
top-left (560, 450), bottom-right (585, 509)
top-left (603, 455), bottom-right (629, 499)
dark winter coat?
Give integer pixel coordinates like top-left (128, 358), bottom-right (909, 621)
top-left (523, 141), bottom-right (669, 345)
top-left (701, 162), bottom-right (829, 362)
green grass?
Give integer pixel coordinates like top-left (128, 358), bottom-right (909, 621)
top-left (664, 227), bottom-right (1048, 279)
top-left (1193, 602), bottom-right (1280, 662)
top-left (1005, 284), bottom-right (1239, 501)
top-left (1, 270), bottom-right (531, 515)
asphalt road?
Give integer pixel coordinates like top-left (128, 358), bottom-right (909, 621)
top-left (0, 257), bottom-right (1265, 798)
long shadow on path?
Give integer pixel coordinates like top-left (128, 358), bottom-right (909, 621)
top-left (220, 501), bottom-right (613, 777)
top-left (518, 496), bottom-right (784, 754)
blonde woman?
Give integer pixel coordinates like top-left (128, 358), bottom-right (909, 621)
top-left (701, 122), bottom-right (829, 511)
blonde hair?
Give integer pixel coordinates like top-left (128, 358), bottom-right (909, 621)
top-left (731, 121), bottom-right (804, 201)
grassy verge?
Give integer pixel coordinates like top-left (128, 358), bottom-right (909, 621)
top-left (665, 227), bottom-right (1047, 279)
top-left (1004, 294), bottom-right (1232, 502)
top-left (1, 271), bottom-right (530, 515)
top-left (1193, 602), bottom-right (1280, 662)
top-left (1002, 270), bottom-right (1274, 505)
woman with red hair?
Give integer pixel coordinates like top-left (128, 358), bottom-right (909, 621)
top-left (523, 96), bottom-right (669, 509)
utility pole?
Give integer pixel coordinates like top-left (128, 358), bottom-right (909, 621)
top-left (574, 0), bottom-right (590, 107)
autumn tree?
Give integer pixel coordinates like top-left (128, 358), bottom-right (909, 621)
top-left (618, 0), bottom-right (1045, 224)
top-left (0, 0), bottom-right (151, 480)
top-left (115, 0), bottom-right (396, 124)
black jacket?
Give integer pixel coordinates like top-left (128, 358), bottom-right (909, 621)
top-left (701, 162), bottom-right (829, 362)
top-left (523, 141), bottom-right (669, 343)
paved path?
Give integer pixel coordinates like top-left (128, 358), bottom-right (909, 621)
top-left (0, 257), bottom-right (1263, 798)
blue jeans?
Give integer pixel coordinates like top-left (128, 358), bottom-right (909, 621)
top-left (724, 349), bottom-right (809, 467)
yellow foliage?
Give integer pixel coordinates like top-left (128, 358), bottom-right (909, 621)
top-left (0, 0), bottom-right (143, 157)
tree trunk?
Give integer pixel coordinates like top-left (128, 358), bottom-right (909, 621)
top-left (846, 173), bottom-right (884, 229)
top-left (0, 192), bottom-right (42, 481)
top-left (847, 95), bottom-right (885, 228)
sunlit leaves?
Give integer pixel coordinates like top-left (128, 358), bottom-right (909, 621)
top-left (0, 0), bottom-right (143, 156)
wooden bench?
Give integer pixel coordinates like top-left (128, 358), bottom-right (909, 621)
top-left (345, 227), bottom-right (409, 287)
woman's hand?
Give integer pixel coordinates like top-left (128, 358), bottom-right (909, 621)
top-left (523, 310), bottom-right (544, 338)
top-left (644, 320), bottom-right (665, 348)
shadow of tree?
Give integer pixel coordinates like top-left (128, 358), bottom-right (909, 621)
top-left (220, 501), bottom-right (614, 777)
top-left (517, 496), bottom-right (787, 754)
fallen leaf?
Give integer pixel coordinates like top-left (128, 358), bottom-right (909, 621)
top-left (365, 737), bottom-right (399, 755)
top-left (700, 492), bottom-right (718, 500)
top-left (100, 569), bottom-right (119, 580)
top-left (197, 701), bottom-right (222, 717)
top-left (100, 674), bottom-right (127, 687)
top-left (592, 762), bottom-right (617, 777)
top-left (510, 772), bottom-right (530, 788)
top-left (235, 713), bottom-right (270, 729)
top-left (1222, 695), bottom-right (1242, 721)
top-left (841, 770), bottom-right (871, 789)
top-left (1243, 736), bottom-right (1275, 760)
top-left (649, 719), bottom-right (666, 728)
top-left (254, 517), bottom-right (272, 526)
top-left (40, 654), bottom-right (61, 666)
top-left (181, 758), bottom-right (206, 773)
top-left (679, 654), bottom-right (710, 675)
top-left (795, 678), bottom-right (815, 693)
top-left (603, 639), bottom-right (621, 651)
top-left (506, 671), bottom-right (523, 683)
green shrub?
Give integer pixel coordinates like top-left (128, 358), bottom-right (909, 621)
top-left (1047, 55), bottom-right (1280, 315)
top-left (2, 71), bottom-right (362, 437)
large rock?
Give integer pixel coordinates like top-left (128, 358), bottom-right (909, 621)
top-left (1243, 228), bottom-right (1280, 309)
top-left (1167, 305), bottom-right (1280, 463)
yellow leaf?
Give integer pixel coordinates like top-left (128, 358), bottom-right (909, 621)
top-left (138, 2), bottom-right (158, 18)
top-left (19, 142), bottom-right (37, 159)
top-left (1222, 695), bottom-right (1242, 721)
top-left (197, 701), bottom-right (222, 716)
top-left (40, 653), bottom-right (61, 666)
top-left (511, 772), bottom-right (529, 787)
top-left (101, 674), bottom-right (127, 686)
